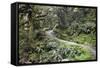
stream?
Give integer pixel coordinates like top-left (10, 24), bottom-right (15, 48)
top-left (45, 29), bottom-right (96, 59)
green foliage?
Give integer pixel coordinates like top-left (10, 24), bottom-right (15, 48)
top-left (73, 34), bottom-right (96, 46)
top-left (18, 4), bottom-right (96, 64)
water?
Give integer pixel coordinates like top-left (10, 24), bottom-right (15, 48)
top-left (45, 30), bottom-right (56, 38)
top-left (45, 29), bottom-right (96, 59)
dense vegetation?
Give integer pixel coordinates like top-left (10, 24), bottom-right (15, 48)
top-left (19, 4), bottom-right (96, 64)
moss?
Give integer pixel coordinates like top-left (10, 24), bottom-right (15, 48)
top-left (73, 34), bottom-right (96, 45)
